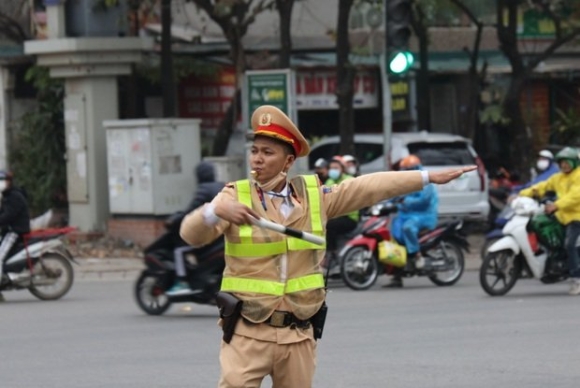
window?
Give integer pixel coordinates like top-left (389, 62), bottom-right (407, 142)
top-left (407, 142), bottom-right (475, 166)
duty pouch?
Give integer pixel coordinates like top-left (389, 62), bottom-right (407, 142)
top-left (216, 292), bottom-right (243, 344)
top-left (310, 302), bottom-right (328, 340)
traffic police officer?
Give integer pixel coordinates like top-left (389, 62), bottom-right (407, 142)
top-left (180, 105), bottom-right (475, 388)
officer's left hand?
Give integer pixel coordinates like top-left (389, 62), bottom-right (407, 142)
top-left (428, 166), bottom-right (477, 184)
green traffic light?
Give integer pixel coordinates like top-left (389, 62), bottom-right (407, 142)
top-left (389, 51), bottom-right (414, 74)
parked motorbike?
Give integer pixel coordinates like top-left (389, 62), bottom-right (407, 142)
top-left (479, 195), bottom-right (575, 296)
top-left (339, 201), bottom-right (468, 290)
top-left (1, 226), bottom-right (76, 300)
top-left (134, 213), bottom-right (225, 315)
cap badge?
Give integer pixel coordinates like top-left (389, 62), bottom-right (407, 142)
top-left (259, 113), bottom-right (272, 126)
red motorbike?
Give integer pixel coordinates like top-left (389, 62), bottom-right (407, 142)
top-left (338, 201), bottom-right (469, 290)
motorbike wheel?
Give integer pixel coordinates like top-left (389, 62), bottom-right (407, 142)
top-left (28, 253), bottom-right (74, 301)
top-left (427, 241), bottom-right (465, 286)
top-left (479, 249), bottom-right (521, 296)
top-left (134, 272), bottom-right (172, 315)
top-left (340, 246), bottom-right (380, 291)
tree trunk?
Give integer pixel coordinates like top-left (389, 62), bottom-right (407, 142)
top-left (276, 0), bottom-right (294, 68)
top-left (212, 37), bottom-right (246, 156)
top-left (336, 0), bottom-right (355, 156)
top-left (161, 0), bottom-right (175, 118)
top-left (502, 73), bottom-right (530, 179)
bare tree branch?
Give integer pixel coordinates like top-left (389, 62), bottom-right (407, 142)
top-left (527, 25), bottom-right (580, 70)
top-left (0, 10), bottom-right (29, 44)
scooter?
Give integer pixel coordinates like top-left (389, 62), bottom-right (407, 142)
top-left (1, 226), bottom-right (76, 300)
top-left (479, 196), bottom-right (575, 296)
top-left (339, 201), bottom-right (468, 290)
top-left (134, 213), bottom-right (225, 315)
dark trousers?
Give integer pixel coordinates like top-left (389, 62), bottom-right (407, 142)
top-left (326, 216), bottom-right (357, 252)
top-left (565, 221), bottom-right (580, 278)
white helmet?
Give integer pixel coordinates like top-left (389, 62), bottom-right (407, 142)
top-left (538, 150), bottom-right (554, 160)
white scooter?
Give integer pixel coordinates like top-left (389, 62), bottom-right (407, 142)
top-left (479, 196), bottom-right (574, 296)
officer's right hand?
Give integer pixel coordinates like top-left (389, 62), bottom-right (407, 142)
top-left (215, 200), bottom-right (261, 225)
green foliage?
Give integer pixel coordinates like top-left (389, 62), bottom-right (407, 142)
top-left (551, 108), bottom-right (580, 145)
top-left (8, 67), bottom-right (66, 216)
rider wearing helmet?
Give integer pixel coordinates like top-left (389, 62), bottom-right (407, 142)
top-left (518, 147), bottom-right (580, 295)
top-left (386, 155), bottom-right (439, 288)
top-left (341, 154), bottom-right (360, 177)
top-left (512, 149), bottom-right (559, 192)
top-left (0, 170), bottom-right (31, 295)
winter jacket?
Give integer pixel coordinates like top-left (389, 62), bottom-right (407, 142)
top-left (0, 186), bottom-right (31, 235)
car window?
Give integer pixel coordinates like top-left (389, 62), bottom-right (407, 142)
top-left (354, 143), bottom-right (384, 165)
top-left (308, 143), bottom-right (339, 169)
top-left (407, 142), bottom-right (475, 166)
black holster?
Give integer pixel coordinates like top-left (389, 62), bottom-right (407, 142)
top-left (310, 302), bottom-right (328, 340)
top-left (216, 292), bottom-right (243, 344)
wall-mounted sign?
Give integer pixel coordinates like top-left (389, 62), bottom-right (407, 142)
top-left (295, 69), bottom-right (378, 110)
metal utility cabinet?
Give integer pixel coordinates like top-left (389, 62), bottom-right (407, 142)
top-left (105, 119), bottom-right (201, 215)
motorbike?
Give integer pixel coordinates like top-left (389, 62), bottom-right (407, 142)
top-left (134, 213), bottom-right (225, 315)
top-left (1, 225), bottom-right (76, 300)
top-left (480, 205), bottom-right (515, 258)
top-left (479, 196), bottom-right (577, 296)
top-left (339, 201), bottom-right (469, 291)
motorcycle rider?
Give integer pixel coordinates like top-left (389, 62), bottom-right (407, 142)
top-left (385, 155), bottom-right (439, 288)
top-left (166, 161), bottom-right (225, 296)
top-left (512, 149), bottom-right (559, 192)
top-left (313, 158), bottom-right (329, 183)
top-left (324, 157), bottom-right (358, 268)
top-left (518, 147), bottom-right (580, 296)
top-left (0, 170), bottom-right (31, 298)
top-left (342, 154), bottom-right (360, 177)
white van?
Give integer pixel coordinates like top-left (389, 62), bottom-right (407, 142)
top-left (308, 132), bottom-right (490, 222)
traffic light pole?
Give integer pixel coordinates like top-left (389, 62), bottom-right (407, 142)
top-left (382, 2), bottom-right (392, 171)
top-left (381, 53), bottom-right (392, 172)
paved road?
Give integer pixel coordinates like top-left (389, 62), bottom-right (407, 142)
top-left (1, 272), bottom-right (578, 388)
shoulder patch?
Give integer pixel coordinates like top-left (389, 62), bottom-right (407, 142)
top-left (323, 186), bottom-right (333, 194)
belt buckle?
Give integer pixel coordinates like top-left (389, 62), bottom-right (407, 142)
top-left (269, 311), bottom-right (286, 327)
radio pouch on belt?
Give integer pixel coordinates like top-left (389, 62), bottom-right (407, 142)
top-left (310, 301), bottom-right (328, 340)
top-left (216, 292), bottom-right (243, 344)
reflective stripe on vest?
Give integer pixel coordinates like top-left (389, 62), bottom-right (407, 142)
top-left (221, 273), bottom-right (324, 296)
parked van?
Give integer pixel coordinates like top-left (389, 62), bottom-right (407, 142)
top-left (308, 132), bottom-right (490, 222)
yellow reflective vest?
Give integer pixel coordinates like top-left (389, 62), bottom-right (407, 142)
top-left (221, 175), bottom-right (327, 322)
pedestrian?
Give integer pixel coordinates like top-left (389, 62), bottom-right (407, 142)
top-left (180, 105), bottom-right (475, 388)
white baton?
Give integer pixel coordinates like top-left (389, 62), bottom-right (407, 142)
top-left (252, 217), bottom-right (326, 246)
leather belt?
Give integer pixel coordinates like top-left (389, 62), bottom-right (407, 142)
top-left (264, 311), bottom-right (311, 329)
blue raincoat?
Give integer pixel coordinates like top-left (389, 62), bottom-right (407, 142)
top-left (391, 180), bottom-right (439, 255)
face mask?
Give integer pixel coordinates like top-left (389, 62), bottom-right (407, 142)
top-left (536, 159), bottom-right (550, 171)
top-left (0, 180), bottom-right (6, 192)
top-left (346, 166), bottom-right (357, 176)
top-left (328, 169), bottom-right (341, 181)
top-left (255, 170), bottom-right (288, 192)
